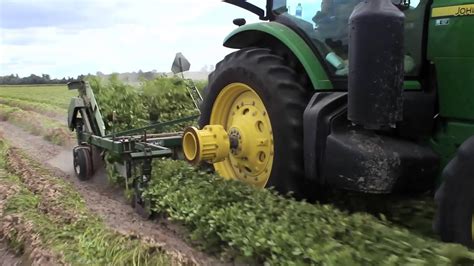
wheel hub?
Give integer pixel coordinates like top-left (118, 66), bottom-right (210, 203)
top-left (229, 128), bottom-right (241, 154)
top-left (212, 83), bottom-right (274, 188)
top-left (226, 104), bottom-right (272, 179)
top-left (182, 83), bottom-right (274, 188)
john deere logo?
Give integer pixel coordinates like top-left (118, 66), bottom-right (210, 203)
top-left (432, 4), bottom-right (474, 17)
top-left (455, 6), bottom-right (473, 16)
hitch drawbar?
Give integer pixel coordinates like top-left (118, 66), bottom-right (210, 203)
top-left (182, 125), bottom-right (231, 164)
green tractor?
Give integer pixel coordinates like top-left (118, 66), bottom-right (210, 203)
top-left (181, 0), bottom-right (474, 247)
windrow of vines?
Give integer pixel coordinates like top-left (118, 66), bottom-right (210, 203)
top-left (90, 76), bottom-right (474, 265)
top-left (89, 74), bottom-right (202, 132)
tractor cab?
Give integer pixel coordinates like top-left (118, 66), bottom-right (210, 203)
top-left (227, 0), bottom-right (426, 78)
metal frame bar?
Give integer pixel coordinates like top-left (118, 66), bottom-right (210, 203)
top-left (223, 0), bottom-right (266, 19)
top-left (104, 114), bottom-right (199, 138)
top-left (78, 129), bottom-right (183, 158)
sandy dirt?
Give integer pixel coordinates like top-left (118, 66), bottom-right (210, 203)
top-left (0, 241), bottom-right (21, 266)
top-left (0, 121), bottom-right (223, 265)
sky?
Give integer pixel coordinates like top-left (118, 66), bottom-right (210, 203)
top-left (0, 0), bottom-right (267, 78)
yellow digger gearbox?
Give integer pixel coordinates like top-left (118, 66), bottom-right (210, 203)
top-left (182, 125), bottom-right (230, 164)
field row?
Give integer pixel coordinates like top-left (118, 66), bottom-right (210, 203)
top-left (0, 97), bottom-right (64, 122)
top-left (0, 139), bottom-right (172, 265)
top-left (0, 104), bottom-right (73, 146)
top-left (0, 85), bottom-right (74, 110)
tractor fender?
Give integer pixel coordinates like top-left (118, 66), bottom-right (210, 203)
top-left (223, 22), bottom-right (332, 91)
top-left (303, 92), bottom-right (439, 193)
top-left (68, 97), bottom-right (85, 131)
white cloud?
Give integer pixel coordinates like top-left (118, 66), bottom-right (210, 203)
top-left (0, 0), bottom-right (262, 78)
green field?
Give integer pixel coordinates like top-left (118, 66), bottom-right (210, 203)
top-left (0, 84), bottom-right (74, 110)
top-left (0, 85), bottom-right (73, 146)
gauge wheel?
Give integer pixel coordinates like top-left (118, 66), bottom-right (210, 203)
top-left (199, 47), bottom-right (310, 197)
top-left (73, 146), bottom-right (93, 181)
top-left (434, 136), bottom-right (474, 248)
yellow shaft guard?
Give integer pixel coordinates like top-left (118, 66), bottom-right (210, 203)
top-left (182, 125), bottom-right (230, 164)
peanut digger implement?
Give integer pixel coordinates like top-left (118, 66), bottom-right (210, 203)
top-left (67, 53), bottom-right (201, 216)
top-left (68, 0), bottom-right (474, 248)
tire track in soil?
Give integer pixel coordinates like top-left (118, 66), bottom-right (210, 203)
top-left (0, 121), bottom-right (223, 265)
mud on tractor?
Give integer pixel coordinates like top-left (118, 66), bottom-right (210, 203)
top-left (181, 0), bottom-right (474, 247)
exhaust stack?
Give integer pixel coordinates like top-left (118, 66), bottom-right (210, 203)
top-left (348, 0), bottom-right (405, 130)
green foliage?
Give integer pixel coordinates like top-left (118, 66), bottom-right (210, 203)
top-left (140, 75), bottom-right (197, 130)
top-left (105, 153), bottom-right (123, 185)
top-left (88, 75), bottom-right (148, 132)
top-left (193, 80), bottom-right (207, 92)
top-left (89, 75), bottom-right (198, 133)
top-left (141, 75), bottom-right (195, 122)
top-left (104, 153), bottom-right (132, 189)
top-left (144, 159), bottom-right (474, 265)
top-left (0, 139), bottom-right (6, 169)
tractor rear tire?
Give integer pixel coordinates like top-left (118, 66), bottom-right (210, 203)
top-left (73, 146), bottom-right (93, 181)
top-left (434, 136), bottom-right (474, 248)
top-left (199, 48), bottom-right (310, 197)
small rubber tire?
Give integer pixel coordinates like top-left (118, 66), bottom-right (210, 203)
top-left (434, 136), bottom-right (474, 248)
top-left (73, 146), bottom-right (93, 181)
top-left (199, 48), bottom-right (310, 197)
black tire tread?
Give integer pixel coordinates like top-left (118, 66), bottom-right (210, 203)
top-left (74, 147), bottom-right (93, 181)
top-left (199, 48), bottom-right (310, 197)
top-left (434, 136), bottom-right (474, 247)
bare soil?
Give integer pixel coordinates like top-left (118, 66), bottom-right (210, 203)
top-left (0, 121), bottom-right (222, 265)
top-left (0, 241), bottom-right (21, 266)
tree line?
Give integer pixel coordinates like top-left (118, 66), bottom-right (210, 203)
top-left (0, 74), bottom-right (88, 85)
top-left (1, 70), bottom-right (209, 86)
top-left (0, 72), bottom-right (169, 85)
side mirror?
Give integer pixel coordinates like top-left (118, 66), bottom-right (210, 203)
top-left (171, 52), bottom-right (191, 74)
top-left (233, 18), bottom-right (246, 26)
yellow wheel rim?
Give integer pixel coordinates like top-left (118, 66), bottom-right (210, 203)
top-left (210, 82), bottom-right (274, 188)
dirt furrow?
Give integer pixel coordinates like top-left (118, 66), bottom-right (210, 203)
top-left (0, 121), bottom-right (221, 265)
top-left (0, 241), bottom-right (21, 266)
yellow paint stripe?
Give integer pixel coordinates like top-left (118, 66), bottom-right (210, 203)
top-left (432, 4), bottom-right (474, 17)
